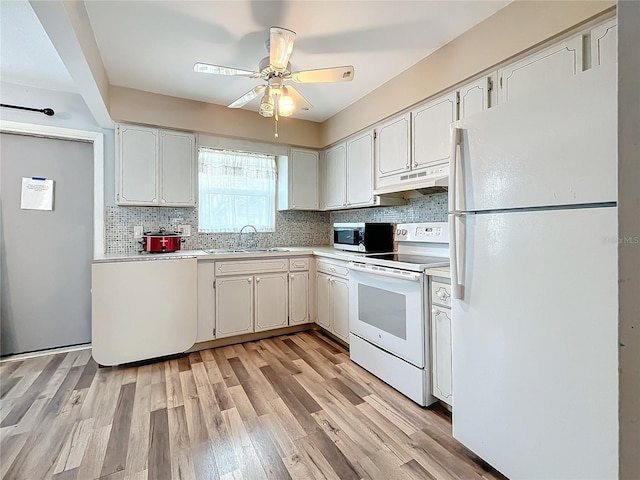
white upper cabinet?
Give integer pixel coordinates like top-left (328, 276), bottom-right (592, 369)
top-left (118, 125), bottom-right (158, 205)
top-left (277, 148), bottom-right (320, 210)
top-left (498, 36), bottom-right (583, 104)
top-left (117, 124), bottom-right (196, 207)
top-left (411, 92), bottom-right (457, 170)
top-left (159, 130), bottom-right (196, 206)
top-left (591, 19), bottom-right (617, 68)
top-left (346, 130), bottom-right (374, 207)
top-left (323, 143), bottom-right (347, 209)
top-left (374, 113), bottom-right (411, 179)
top-left (458, 75), bottom-right (495, 119)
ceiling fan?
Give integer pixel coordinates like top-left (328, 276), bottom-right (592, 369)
top-left (194, 26), bottom-right (354, 134)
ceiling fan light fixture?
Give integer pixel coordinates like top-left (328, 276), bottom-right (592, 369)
top-left (278, 88), bottom-right (294, 117)
top-left (259, 90), bottom-right (274, 117)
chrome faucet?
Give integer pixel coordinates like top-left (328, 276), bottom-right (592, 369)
top-left (237, 224), bottom-right (258, 249)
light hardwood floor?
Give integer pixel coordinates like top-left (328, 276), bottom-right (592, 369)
top-left (0, 331), bottom-right (505, 480)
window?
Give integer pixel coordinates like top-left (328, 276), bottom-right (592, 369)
top-left (198, 148), bottom-right (276, 233)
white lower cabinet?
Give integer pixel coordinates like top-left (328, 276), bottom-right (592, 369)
top-left (430, 278), bottom-right (453, 405)
top-left (215, 276), bottom-right (254, 338)
top-left (289, 272), bottom-right (310, 325)
top-left (431, 306), bottom-right (453, 404)
top-left (196, 260), bottom-right (216, 342)
top-left (211, 257), bottom-right (312, 339)
top-left (331, 276), bottom-right (350, 341)
top-left (316, 260), bottom-right (350, 343)
top-left (254, 273), bottom-right (289, 332)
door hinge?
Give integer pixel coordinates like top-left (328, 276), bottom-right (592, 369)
top-left (213, 328), bottom-right (216, 336)
top-left (499, 76), bottom-right (503, 88)
top-left (212, 279), bottom-right (216, 289)
top-left (373, 130), bottom-right (377, 140)
top-left (487, 77), bottom-right (494, 93)
top-left (456, 91), bottom-right (460, 105)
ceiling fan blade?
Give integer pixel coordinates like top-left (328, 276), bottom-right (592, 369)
top-left (290, 66), bottom-right (355, 83)
top-left (270, 27), bottom-right (296, 71)
top-left (285, 85), bottom-right (313, 112)
top-left (228, 85), bottom-right (266, 108)
top-left (194, 62), bottom-right (260, 78)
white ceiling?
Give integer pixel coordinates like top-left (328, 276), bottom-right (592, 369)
top-left (84, 0), bottom-right (510, 122)
top-left (0, 0), bottom-right (76, 92)
top-left (0, 1), bottom-right (510, 123)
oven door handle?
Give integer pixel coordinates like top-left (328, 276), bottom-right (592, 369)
top-left (348, 263), bottom-right (422, 282)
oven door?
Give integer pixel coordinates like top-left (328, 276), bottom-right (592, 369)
top-left (348, 263), bottom-right (425, 367)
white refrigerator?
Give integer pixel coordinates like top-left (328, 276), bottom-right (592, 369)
top-left (449, 66), bottom-right (618, 479)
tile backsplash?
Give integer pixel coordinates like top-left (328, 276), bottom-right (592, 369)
top-left (104, 207), bottom-right (331, 254)
top-left (104, 193), bottom-right (448, 253)
top-left (330, 193), bottom-right (448, 224)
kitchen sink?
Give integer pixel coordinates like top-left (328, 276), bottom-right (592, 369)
top-left (204, 247), bottom-right (290, 254)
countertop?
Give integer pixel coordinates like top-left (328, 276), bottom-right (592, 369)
top-left (94, 247), bottom-right (452, 276)
top-left (93, 246), bottom-right (359, 263)
top-left (425, 265), bottom-right (451, 279)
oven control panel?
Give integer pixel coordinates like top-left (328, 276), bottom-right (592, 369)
top-left (395, 222), bottom-right (449, 243)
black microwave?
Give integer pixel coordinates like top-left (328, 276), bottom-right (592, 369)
top-left (333, 223), bottom-right (394, 253)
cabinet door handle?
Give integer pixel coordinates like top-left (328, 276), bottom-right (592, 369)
top-left (405, 164), bottom-right (410, 170)
top-left (247, 278), bottom-right (252, 283)
top-left (290, 274), bottom-right (294, 279)
top-left (255, 277), bottom-right (260, 283)
top-left (413, 162), bottom-right (419, 168)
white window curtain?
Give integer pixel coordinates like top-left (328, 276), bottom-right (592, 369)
top-left (198, 148), bottom-right (276, 233)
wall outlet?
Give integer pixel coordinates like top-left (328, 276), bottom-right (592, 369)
top-left (133, 225), bottom-right (143, 238)
top-left (178, 224), bottom-right (191, 237)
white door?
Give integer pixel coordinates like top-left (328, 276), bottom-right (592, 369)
top-left (450, 208), bottom-right (618, 479)
top-left (254, 273), bottom-right (288, 332)
top-left (411, 92), bottom-right (457, 170)
top-left (331, 277), bottom-right (350, 343)
top-left (431, 306), bottom-right (452, 404)
top-left (458, 75), bottom-right (494, 119)
top-left (316, 272), bottom-right (332, 329)
top-left (324, 143), bottom-right (346, 209)
top-left (453, 67), bottom-right (616, 212)
top-left (591, 19), bottom-right (617, 68)
top-left (374, 113), bottom-right (410, 178)
top-left (159, 130), bottom-right (195, 206)
top-left (290, 149), bottom-right (319, 209)
top-left (215, 276), bottom-right (253, 338)
top-left (346, 130), bottom-right (374, 207)
top-left (498, 36), bottom-right (582, 103)
top-left (289, 272), bottom-right (310, 325)
top-left (348, 267), bottom-right (425, 367)
top-left (118, 125), bottom-right (158, 205)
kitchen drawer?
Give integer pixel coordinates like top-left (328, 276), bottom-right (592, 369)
top-left (317, 259), bottom-right (349, 277)
top-left (290, 257), bottom-right (310, 271)
top-left (431, 280), bottom-right (452, 308)
top-left (215, 258), bottom-right (289, 276)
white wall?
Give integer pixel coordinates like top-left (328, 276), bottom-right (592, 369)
top-left (617, 1), bottom-right (640, 477)
top-left (0, 81), bottom-right (116, 205)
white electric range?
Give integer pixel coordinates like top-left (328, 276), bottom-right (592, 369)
top-left (348, 222), bottom-right (449, 406)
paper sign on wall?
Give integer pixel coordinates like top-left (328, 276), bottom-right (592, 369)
top-left (21, 177), bottom-right (54, 211)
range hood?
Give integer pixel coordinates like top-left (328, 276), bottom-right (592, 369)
top-left (374, 171), bottom-right (449, 198)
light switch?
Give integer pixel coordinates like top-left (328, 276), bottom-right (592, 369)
top-left (133, 225), bottom-right (143, 238)
top-left (178, 224), bottom-right (191, 237)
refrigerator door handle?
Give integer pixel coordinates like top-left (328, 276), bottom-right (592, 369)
top-left (449, 127), bottom-right (461, 213)
top-left (449, 213), bottom-right (464, 300)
